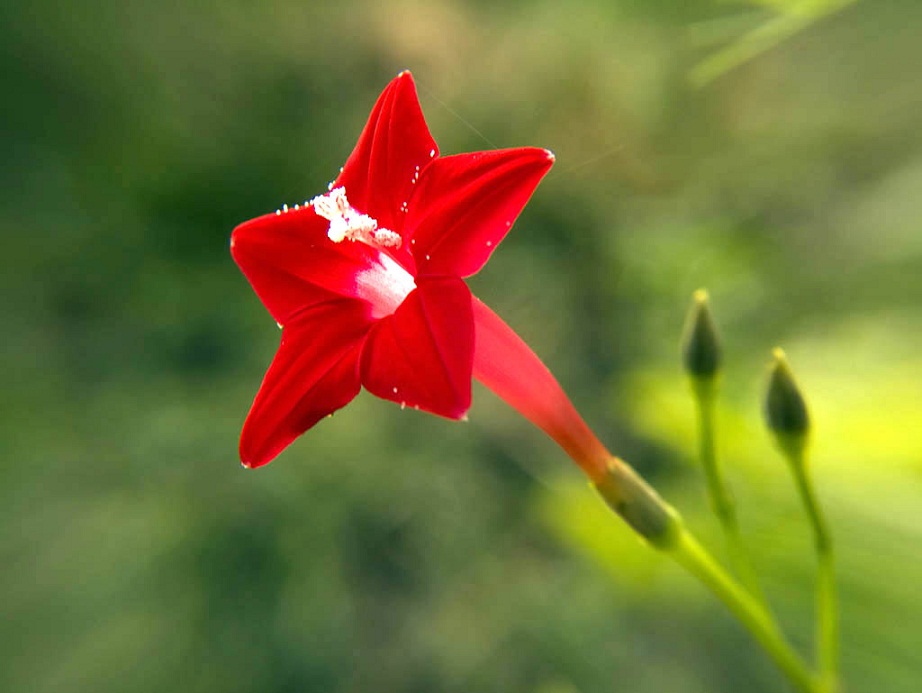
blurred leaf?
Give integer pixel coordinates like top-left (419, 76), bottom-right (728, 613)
top-left (690, 0), bottom-right (861, 86)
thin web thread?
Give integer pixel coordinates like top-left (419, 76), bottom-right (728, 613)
top-left (421, 83), bottom-right (625, 179)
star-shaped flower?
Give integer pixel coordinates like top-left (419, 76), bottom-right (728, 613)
top-left (231, 71), bottom-right (565, 468)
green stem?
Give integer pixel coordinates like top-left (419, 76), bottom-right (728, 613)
top-left (787, 448), bottom-right (839, 691)
top-left (595, 461), bottom-right (827, 692)
top-left (691, 378), bottom-right (767, 605)
top-left (668, 527), bottom-right (824, 693)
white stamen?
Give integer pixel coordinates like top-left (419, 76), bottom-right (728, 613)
top-left (309, 186), bottom-right (402, 249)
top-left (327, 217), bottom-right (348, 243)
top-left (373, 227), bottom-right (403, 247)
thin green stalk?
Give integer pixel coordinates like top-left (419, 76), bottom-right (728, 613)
top-left (787, 447), bottom-right (839, 691)
top-left (668, 527), bottom-right (824, 693)
top-left (691, 379), bottom-right (767, 605)
top-left (596, 459), bottom-right (825, 692)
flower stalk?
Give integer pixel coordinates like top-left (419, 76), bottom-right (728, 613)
top-left (788, 445), bottom-right (839, 691)
top-left (667, 526), bottom-right (824, 693)
top-left (766, 350), bottom-right (840, 692)
top-left (474, 297), bottom-right (829, 692)
top-left (683, 290), bottom-right (766, 603)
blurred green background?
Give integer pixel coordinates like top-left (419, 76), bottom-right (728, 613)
top-left (3, 0), bottom-right (921, 691)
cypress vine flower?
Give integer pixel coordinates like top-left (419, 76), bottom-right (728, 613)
top-left (231, 71), bottom-right (611, 483)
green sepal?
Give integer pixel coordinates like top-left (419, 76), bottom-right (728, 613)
top-left (594, 460), bottom-right (683, 549)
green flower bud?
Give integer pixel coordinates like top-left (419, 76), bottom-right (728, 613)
top-left (765, 348), bottom-right (810, 454)
top-left (682, 289), bottom-right (722, 379)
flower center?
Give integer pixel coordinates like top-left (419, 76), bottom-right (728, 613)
top-left (310, 186), bottom-right (402, 249)
top-left (355, 251), bottom-right (416, 319)
top-left (309, 186), bottom-right (414, 318)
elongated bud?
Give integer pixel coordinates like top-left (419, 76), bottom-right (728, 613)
top-left (682, 289), bottom-right (722, 379)
top-left (594, 459), bottom-right (682, 548)
top-left (765, 348), bottom-right (810, 456)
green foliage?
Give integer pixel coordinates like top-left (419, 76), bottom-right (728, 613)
top-left (2, 0), bottom-right (922, 692)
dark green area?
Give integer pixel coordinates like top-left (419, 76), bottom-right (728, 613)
top-left (2, 1), bottom-right (921, 692)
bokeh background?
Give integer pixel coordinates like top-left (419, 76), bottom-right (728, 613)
top-left (3, 0), bottom-right (921, 691)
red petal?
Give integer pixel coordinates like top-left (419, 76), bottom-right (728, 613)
top-left (231, 208), bottom-right (414, 325)
top-left (336, 71), bottom-right (439, 238)
top-left (406, 147), bottom-right (554, 278)
top-left (471, 297), bottom-right (610, 481)
top-left (360, 276), bottom-right (473, 419)
top-left (239, 300), bottom-right (372, 468)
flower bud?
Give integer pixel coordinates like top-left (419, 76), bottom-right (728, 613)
top-left (765, 348), bottom-right (810, 453)
top-left (682, 289), bottom-right (722, 379)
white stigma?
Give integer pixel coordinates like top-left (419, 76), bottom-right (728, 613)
top-left (309, 186), bottom-right (401, 249)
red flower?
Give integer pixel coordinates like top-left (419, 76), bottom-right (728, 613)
top-left (232, 71), bottom-right (610, 479)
